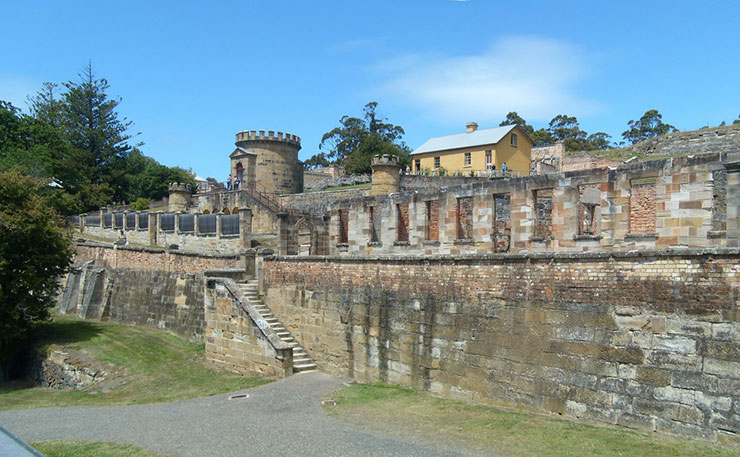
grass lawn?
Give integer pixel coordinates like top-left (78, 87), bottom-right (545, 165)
top-left (0, 313), bottom-right (270, 410)
top-left (324, 383), bottom-right (740, 457)
top-left (32, 441), bottom-right (173, 457)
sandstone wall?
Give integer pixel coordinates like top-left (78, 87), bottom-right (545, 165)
top-left (204, 278), bottom-right (292, 378)
top-left (263, 250), bottom-right (740, 442)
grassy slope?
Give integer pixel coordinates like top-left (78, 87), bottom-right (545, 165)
top-left (0, 314), bottom-right (270, 410)
top-left (325, 383), bottom-right (740, 457)
top-left (32, 441), bottom-right (174, 457)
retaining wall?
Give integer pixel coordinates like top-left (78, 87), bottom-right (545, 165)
top-left (263, 250), bottom-right (740, 442)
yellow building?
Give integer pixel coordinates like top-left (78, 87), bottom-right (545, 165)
top-left (411, 123), bottom-right (532, 177)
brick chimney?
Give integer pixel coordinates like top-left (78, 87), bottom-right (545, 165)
top-left (466, 122), bottom-right (478, 133)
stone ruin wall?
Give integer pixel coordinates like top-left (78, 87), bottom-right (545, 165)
top-left (59, 243), bottom-right (243, 340)
top-left (319, 152), bottom-right (740, 257)
top-left (263, 250), bottom-right (740, 443)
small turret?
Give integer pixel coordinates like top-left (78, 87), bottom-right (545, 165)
top-left (168, 182), bottom-right (192, 212)
top-left (370, 154), bottom-right (401, 195)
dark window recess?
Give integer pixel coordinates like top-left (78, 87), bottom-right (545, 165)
top-left (199, 214), bottom-right (216, 234)
top-left (426, 200), bottom-right (439, 241)
top-left (712, 169), bottom-right (727, 231)
top-left (114, 213), bottom-right (124, 229)
top-left (86, 215), bottom-right (100, 226)
top-left (534, 189), bottom-right (552, 239)
top-left (103, 213), bottom-right (112, 228)
top-left (457, 197), bottom-right (473, 239)
top-left (339, 210), bottom-right (349, 243)
top-left (160, 214), bottom-right (175, 231)
top-left (178, 214), bottom-right (195, 232)
top-left (493, 194), bottom-right (511, 253)
top-left (397, 203), bottom-right (409, 242)
top-left (126, 213), bottom-right (136, 229)
top-left (138, 215), bottom-right (148, 229)
top-left (368, 206), bottom-right (380, 243)
top-left (69, 215), bottom-right (81, 226)
top-left (221, 214), bottom-right (240, 235)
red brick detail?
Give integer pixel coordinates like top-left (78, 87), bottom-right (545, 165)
top-left (426, 200), bottom-right (439, 241)
top-left (630, 183), bottom-right (656, 234)
top-left (339, 209), bottom-right (349, 243)
top-left (457, 197), bottom-right (473, 239)
top-left (397, 203), bottom-right (409, 242)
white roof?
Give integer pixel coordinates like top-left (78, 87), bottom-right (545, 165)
top-left (194, 174), bottom-right (207, 182)
top-left (412, 125), bottom-right (516, 155)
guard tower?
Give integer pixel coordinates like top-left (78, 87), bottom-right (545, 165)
top-left (230, 130), bottom-right (303, 195)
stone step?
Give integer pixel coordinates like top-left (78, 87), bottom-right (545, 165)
top-left (293, 362), bottom-right (317, 372)
top-left (281, 336), bottom-right (295, 343)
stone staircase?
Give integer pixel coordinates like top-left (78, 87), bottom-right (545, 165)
top-left (237, 280), bottom-right (317, 373)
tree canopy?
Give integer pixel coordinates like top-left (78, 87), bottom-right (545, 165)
top-left (621, 109), bottom-right (677, 145)
top-left (0, 169), bottom-right (73, 378)
top-left (1, 64), bottom-right (195, 214)
top-left (320, 102), bottom-right (410, 174)
top-left (498, 112), bottom-right (612, 151)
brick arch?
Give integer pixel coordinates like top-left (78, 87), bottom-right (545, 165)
top-left (222, 208), bottom-right (231, 215)
top-left (295, 218), bottom-right (315, 255)
top-left (202, 209), bottom-right (210, 214)
top-left (232, 207), bottom-right (239, 214)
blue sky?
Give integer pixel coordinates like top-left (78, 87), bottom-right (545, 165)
top-left (2, 1), bottom-right (738, 181)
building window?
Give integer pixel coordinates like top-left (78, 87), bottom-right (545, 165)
top-left (397, 203), bottom-right (409, 242)
top-left (426, 200), bottom-right (439, 241)
top-left (457, 197), bottom-right (473, 240)
top-left (511, 133), bottom-right (517, 147)
top-left (415, 159), bottom-right (421, 172)
top-left (533, 189), bottom-right (552, 239)
top-left (434, 156), bottom-right (440, 169)
top-left (485, 150), bottom-right (492, 169)
top-left (464, 152), bottom-right (471, 167)
top-left (493, 194), bottom-right (511, 252)
top-left (338, 209), bottom-right (349, 244)
top-left (629, 179), bottom-right (656, 234)
top-left (578, 185), bottom-right (601, 236)
top-left (368, 206), bottom-right (380, 243)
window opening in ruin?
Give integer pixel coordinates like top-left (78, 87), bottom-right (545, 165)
top-left (236, 162), bottom-right (244, 183)
top-left (160, 213), bottom-right (175, 231)
top-left (434, 156), bottom-right (440, 169)
top-left (221, 214), bottom-right (239, 236)
top-left (464, 152), bottom-right (471, 167)
top-left (415, 159), bottom-right (421, 172)
top-left (533, 189), bottom-right (552, 239)
top-left (338, 209), bottom-right (349, 244)
top-left (199, 214), bottom-right (216, 234)
top-left (368, 206), bottom-right (380, 243)
top-left (114, 213), bottom-right (123, 229)
top-left (103, 213), bottom-right (112, 228)
top-left (511, 133), bottom-right (517, 147)
top-left (629, 178), bottom-right (656, 234)
top-left (397, 203), bottom-right (409, 242)
top-left (426, 200), bottom-right (439, 241)
top-left (296, 219), bottom-right (314, 255)
top-left (712, 169), bottom-right (727, 231)
top-left (457, 197), bottom-right (474, 239)
top-left (493, 193), bottom-right (511, 253)
top-left (138, 214), bottom-right (148, 230)
top-left (125, 213), bottom-right (136, 229)
top-left (577, 185), bottom-right (601, 236)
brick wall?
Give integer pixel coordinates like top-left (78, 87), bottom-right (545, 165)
top-left (263, 250), bottom-right (740, 441)
top-left (630, 182), bottom-right (657, 234)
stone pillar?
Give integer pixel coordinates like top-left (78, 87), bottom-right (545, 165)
top-left (168, 182), bottom-right (192, 212)
top-left (80, 213), bottom-right (86, 233)
top-left (216, 213), bottom-right (222, 239)
top-left (195, 213), bottom-right (201, 235)
top-left (370, 154), bottom-right (401, 196)
top-left (277, 212), bottom-right (297, 255)
top-left (174, 211), bottom-right (181, 233)
top-left (148, 212), bottom-right (157, 246)
top-left (256, 248), bottom-right (274, 295)
top-left (99, 209), bottom-right (104, 228)
top-left (239, 206), bottom-right (252, 249)
top-left (123, 211), bottom-right (129, 231)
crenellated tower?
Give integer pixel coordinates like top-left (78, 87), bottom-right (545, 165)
top-left (229, 130), bottom-right (303, 195)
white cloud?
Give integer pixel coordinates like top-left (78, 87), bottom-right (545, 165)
top-left (377, 36), bottom-right (600, 125)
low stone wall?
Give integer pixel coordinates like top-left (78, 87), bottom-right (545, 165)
top-left (204, 278), bottom-right (293, 377)
top-left (263, 250), bottom-right (740, 442)
top-left (281, 188), bottom-right (370, 214)
top-left (74, 242), bottom-right (242, 274)
top-left (400, 175), bottom-right (489, 191)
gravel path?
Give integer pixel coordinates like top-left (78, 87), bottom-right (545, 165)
top-left (0, 371), bottom-right (482, 457)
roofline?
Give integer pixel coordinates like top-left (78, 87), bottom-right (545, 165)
top-left (411, 124), bottom-right (533, 156)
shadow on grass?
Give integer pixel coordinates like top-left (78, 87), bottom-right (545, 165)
top-left (34, 318), bottom-right (104, 347)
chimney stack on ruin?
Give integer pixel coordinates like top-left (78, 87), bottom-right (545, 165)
top-left (466, 122), bottom-right (479, 133)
